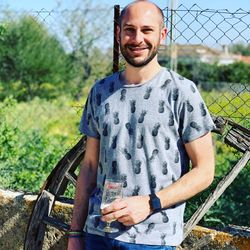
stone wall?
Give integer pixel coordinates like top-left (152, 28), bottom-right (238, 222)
top-left (0, 189), bottom-right (249, 250)
top-left (0, 189), bottom-right (69, 249)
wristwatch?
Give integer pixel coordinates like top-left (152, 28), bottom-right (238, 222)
top-left (149, 193), bottom-right (162, 213)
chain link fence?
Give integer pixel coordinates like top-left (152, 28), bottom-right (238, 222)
top-left (164, 4), bottom-right (250, 127)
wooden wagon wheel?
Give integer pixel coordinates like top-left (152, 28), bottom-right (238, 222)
top-left (24, 136), bottom-right (87, 250)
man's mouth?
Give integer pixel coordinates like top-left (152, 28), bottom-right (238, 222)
top-left (127, 46), bottom-right (149, 53)
top-left (129, 46), bottom-right (147, 50)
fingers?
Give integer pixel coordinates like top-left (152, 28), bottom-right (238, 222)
top-left (100, 196), bottom-right (150, 226)
top-left (101, 206), bottom-right (128, 222)
top-left (117, 215), bottom-right (134, 226)
top-left (101, 199), bottom-right (127, 215)
top-left (101, 210), bottom-right (134, 226)
top-left (102, 211), bottom-right (137, 226)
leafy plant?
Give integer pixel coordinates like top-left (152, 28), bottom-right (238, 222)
top-left (0, 96), bottom-right (81, 192)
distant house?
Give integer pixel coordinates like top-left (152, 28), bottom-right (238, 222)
top-left (239, 55), bottom-right (250, 64)
top-left (159, 44), bottom-right (249, 65)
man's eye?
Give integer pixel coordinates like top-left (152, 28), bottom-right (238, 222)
top-left (125, 28), bottom-right (134, 32)
top-left (143, 29), bottom-right (153, 33)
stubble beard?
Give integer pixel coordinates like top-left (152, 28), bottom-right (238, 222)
top-left (120, 43), bottom-right (159, 68)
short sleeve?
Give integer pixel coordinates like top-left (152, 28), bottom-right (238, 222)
top-left (79, 88), bottom-right (100, 139)
top-left (179, 80), bottom-right (215, 143)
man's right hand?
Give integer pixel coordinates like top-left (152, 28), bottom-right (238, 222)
top-left (67, 238), bottom-right (85, 250)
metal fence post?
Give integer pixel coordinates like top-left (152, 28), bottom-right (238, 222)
top-left (113, 5), bottom-right (120, 73)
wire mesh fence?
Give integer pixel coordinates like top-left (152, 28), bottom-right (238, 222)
top-left (164, 4), bottom-right (250, 127)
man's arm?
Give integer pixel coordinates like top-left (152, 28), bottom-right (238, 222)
top-left (101, 132), bottom-right (215, 226)
top-left (68, 136), bottom-right (99, 250)
top-left (157, 131), bottom-right (215, 208)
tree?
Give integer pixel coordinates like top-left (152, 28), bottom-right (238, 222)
top-left (175, 59), bottom-right (250, 88)
top-left (229, 42), bottom-right (250, 56)
top-left (192, 62), bottom-right (220, 85)
top-left (176, 59), bottom-right (220, 87)
top-left (219, 62), bottom-right (250, 84)
top-left (0, 15), bottom-right (68, 100)
top-left (57, 0), bottom-right (112, 100)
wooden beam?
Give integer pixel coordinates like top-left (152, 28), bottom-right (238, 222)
top-left (184, 150), bottom-right (250, 238)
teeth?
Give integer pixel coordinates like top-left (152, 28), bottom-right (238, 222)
top-left (130, 47), bottom-right (147, 51)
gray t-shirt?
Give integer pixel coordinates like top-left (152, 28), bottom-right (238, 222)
top-left (79, 67), bottom-right (215, 246)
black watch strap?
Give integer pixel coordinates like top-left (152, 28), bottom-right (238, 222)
top-left (149, 193), bottom-right (162, 213)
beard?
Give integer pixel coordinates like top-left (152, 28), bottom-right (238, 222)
top-left (120, 42), bottom-right (159, 68)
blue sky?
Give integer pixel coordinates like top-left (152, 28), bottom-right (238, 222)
top-left (1, 0), bottom-right (249, 48)
top-left (2, 0), bottom-right (250, 11)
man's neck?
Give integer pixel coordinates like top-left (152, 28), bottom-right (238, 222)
top-left (123, 59), bottom-right (162, 85)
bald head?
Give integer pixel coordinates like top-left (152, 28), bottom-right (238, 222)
top-left (119, 0), bottom-right (165, 29)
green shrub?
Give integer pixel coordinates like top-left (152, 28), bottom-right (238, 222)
top-left (0, 96), bottom-right (82, 192)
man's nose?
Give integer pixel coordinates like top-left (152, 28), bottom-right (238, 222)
top-left (132, 30), bottom-right (144, 43)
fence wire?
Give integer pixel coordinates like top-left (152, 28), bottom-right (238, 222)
top-left (164, 5), bottom-right (250, 127)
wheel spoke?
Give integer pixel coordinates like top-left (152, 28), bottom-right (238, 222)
top-left (65, 171), bottom-right (77, 186)
top-left (43, 216), bottom-right (70, 232)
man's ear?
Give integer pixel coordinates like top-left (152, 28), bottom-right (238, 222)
top-left (160, 27), bottom-right (167, 45)
top-left (116, 26), bottom-right (121, 44)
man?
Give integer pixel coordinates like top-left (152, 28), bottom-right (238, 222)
top-left (68, 1), bottom-right (215, 249)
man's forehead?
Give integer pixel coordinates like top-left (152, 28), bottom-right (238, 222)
top-left (125, 2), bottom-right (159, 16)
top-left (126, 0), bottom-right (159, 11)
top-left (123, 23), bottom-right (155, 28)
top-left (122, 7), bottom-right (160, 26)
top-left (121, 1), bottom-right (163, 27)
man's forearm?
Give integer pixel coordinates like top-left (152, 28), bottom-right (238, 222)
top-left (157, 163), bottom-right (214, 209)
top-left (157, 132), bottom-right (215, 209)
top-left (70, 163), bottom-right (97, 230)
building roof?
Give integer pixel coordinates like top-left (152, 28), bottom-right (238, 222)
top-left (239, 55), bottom-right (250, 64)
top-left (159, 44), bottom-right (250, 65)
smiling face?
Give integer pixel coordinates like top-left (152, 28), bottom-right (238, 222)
top-left (118, 1), bottom-right (167, 68)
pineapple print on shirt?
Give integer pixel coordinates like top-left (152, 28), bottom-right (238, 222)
top-left (79, 68), bottom-right (215, 246)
